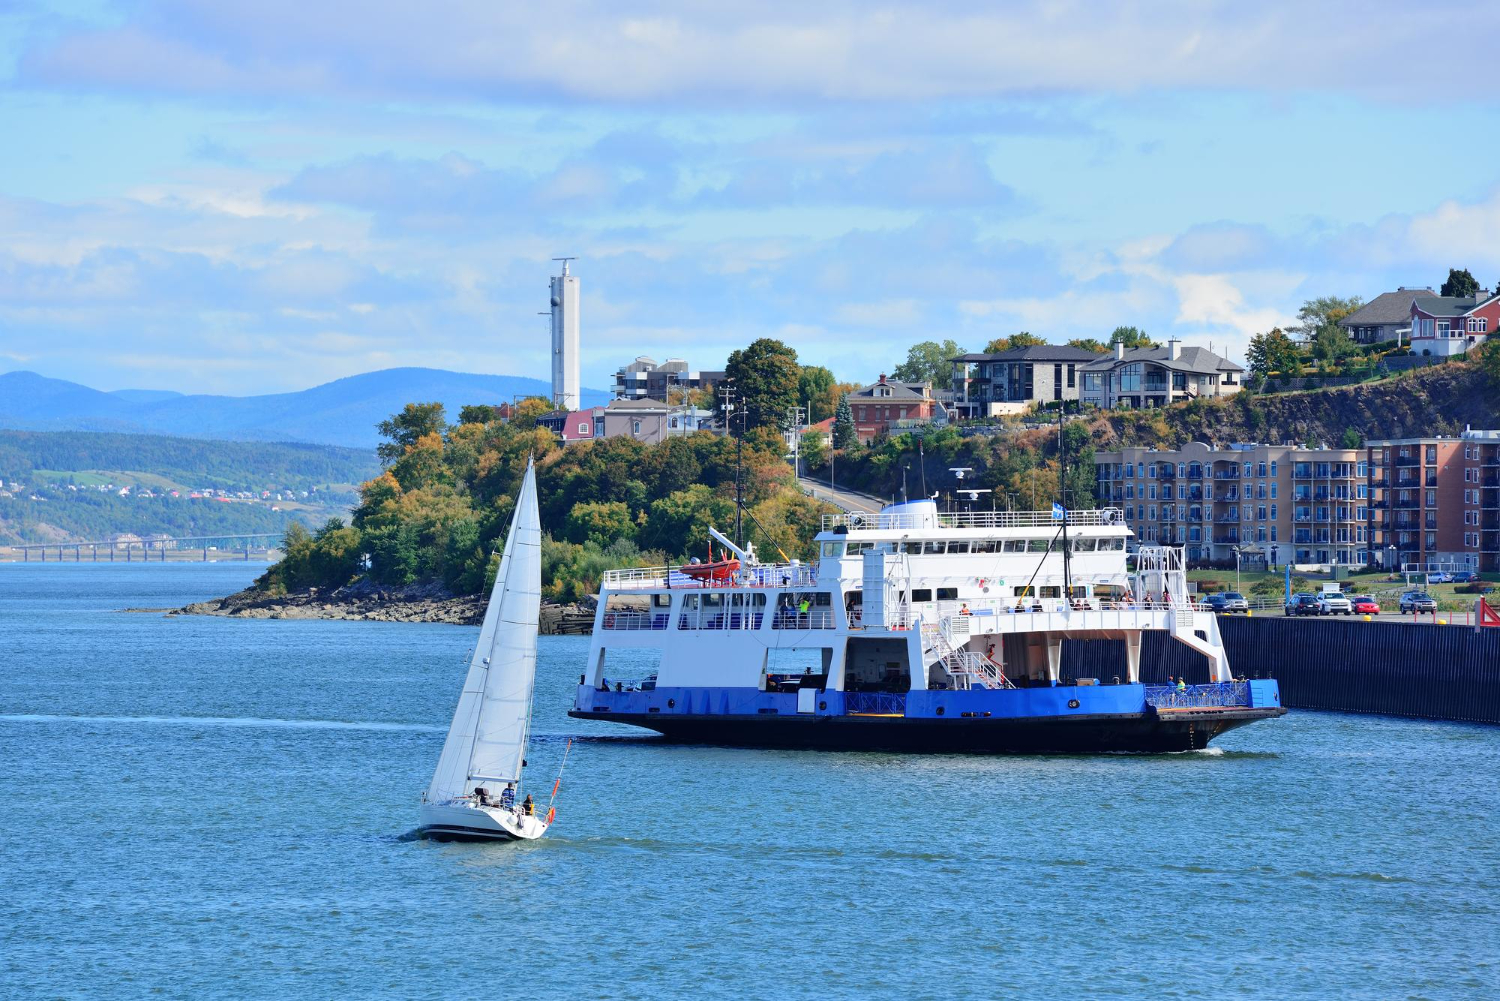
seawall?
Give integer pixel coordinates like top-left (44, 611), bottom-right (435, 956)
top-left (1063, 617), bottom-right (1500, 726)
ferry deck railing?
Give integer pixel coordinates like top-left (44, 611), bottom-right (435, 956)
top-left (1144, 682), bottom-right (1250, 709)
top-left (602, 563), bottom-right (818, 590)
top-left (822, 508), bottom-right (1124, 531)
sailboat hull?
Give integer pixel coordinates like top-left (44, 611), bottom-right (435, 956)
top-left (419, 802), bottom-right (548, 842)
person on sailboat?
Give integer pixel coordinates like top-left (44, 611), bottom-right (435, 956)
top-left (500, 784), bottom-right (515, 810)
top-left (522, 794), bottom-right (535, 817)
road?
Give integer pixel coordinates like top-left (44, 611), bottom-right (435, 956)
top-left (798, 476), bottom-right (886, 514)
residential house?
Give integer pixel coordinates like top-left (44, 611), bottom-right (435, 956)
top-left (1080, 340), bottom-right (1243, 409)
top-left (1095, 440), bottom-right (1369, 568)
top-left (949, 345), bottom-right (1103, 417)
top-left (537, 407), bottom-right (604, 442)
top-left (1337, 287), bottom-right (1432, 344)
top-left (1408, 289), bottom-right (1498, 357)
top-left (612, 356), bottom-right (725, 402)
top-left (602, 398), bottom-right (674, 444)
top-left (848, 375), bottom-right (938, 443)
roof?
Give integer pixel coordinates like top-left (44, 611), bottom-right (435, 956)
top-left (1411, 293), bottom-right (1492, 318)
top-left (952, 345), bottom-right (1105, 363)
top-left (1084, 345), bottom-right (1244, 375)
top-left (1337, 289), bottom-right (1433, 327)
top-left (604, 398), bottom-right (671, 412)
top-left (850, 379), bottom-right (931, 401)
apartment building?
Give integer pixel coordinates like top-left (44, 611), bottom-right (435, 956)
top-left (612, 356), bottom-right (725, 401)
top-left (1095, 440), bottom-right (1370, 568)
top-left (1364, 431), bottom-right (1499, 571)
top-left (1463, 429), bottom-right (1500, 573)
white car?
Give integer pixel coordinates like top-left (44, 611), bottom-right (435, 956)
top-left (1315, 592), bottom-right (1353, 615)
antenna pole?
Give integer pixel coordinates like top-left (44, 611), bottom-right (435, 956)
top-left (1059, 406), bottom-right (1072, 605)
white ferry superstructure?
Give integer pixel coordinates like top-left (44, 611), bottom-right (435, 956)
top-left (570, 500), bottom-right (1283, 752)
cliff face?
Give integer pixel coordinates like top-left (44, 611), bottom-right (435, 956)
top-left (1100, 364), bottom-right (1499, 450)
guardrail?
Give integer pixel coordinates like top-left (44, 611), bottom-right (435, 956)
top-left (1144, 682), bottom-right (1250, 709)
top-left (844, 692), bottom-right (908, 715)
top-left (822, 508), bottom-right (1124, 531)
top-left (602, 563), bottom-right (818, 589)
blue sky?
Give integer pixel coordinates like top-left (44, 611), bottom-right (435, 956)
top-left (2, 1), bottom-right (1499, 395)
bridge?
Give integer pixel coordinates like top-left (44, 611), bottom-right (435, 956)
top-left (8, 533), bottom-right (283, 562)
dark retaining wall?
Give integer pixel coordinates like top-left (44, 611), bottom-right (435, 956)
top-left (1062, 618), bottom-right (1500, 725)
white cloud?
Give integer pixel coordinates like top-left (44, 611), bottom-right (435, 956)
top-left (16, 1), bottom-right (1500, 104)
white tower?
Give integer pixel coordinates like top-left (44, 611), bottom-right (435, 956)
top-left (549, 258), bottom-right (580, 410)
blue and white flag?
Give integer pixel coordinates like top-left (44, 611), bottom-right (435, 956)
top-left (1051, 502), bottom-right (1065, 521)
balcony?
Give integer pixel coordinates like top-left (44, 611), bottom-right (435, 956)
top-left (1213, 535), bottom-right (1241, 545)
top-left (1213, 470), bottom-right (1239, 480)
top-left (1394, 476), bottom-right (1420, 489)
top-left (1394, 455), bottom-right (1420, 467)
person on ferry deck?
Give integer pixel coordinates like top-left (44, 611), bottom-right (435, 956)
top-left (959, 604), bottom-right (971, 616)
top-left (1176, 677), bottom-right (1188, 692)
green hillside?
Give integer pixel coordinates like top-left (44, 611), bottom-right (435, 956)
top-left (0, 429), bottom-right (379, 492)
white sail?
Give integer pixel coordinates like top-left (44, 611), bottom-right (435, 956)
top-left (425, 459), bottom-right (540, 802)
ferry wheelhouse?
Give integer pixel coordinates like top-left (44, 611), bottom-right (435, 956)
top-left (571, 500), bottom-right (1283, 752)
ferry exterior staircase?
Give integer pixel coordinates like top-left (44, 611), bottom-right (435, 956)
top-left (921, 614), bottom-right (1013, 690)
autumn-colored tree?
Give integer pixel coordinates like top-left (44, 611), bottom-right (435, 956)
top-left (984, 332), bottom-right (1046, 353)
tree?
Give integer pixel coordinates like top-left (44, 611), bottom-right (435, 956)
top-left (892, 339), bottom-right (964, 388)
top-left (1479, 337), bottom-right (1500, 388)
top-left (724, 338), bottom-right (801, 434)
top-left (797, 365), bottom-right (837, 422)
top-left (458, 404), bottom-right (505, 425)
top-left (1108, 326), bottom-right (1157, 349)
top-left (799, 430), bottom-right (828, 470)
top-left (1311, 325), bottom-right (1356, 366)
top-left (983, 332), bottom-right (1045, 353)
top-left (1288, 295), bottom-right (1362, 344)
top-left (1340, 428), bottom-right (1362, 450)
top-left (1246, 328), bottom-right (1301, 378)
top-left (1067, 337), bottom-right (1108, 353)
top-left (376, 402), bottom-right (447, 464)
top-left (637, 484), bottom-right (736, 556)
top-left (563, 500), bottom-right (636, 547)
top-left (833, 394), bottom-right (859, 450)
top-left (1440, 267), bottom-right (1480, 298)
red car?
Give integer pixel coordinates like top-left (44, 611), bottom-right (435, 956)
top-left (1351, 595), bottom-right (1380, 615)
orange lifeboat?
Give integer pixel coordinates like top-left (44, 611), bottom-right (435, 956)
top-left (680, 544), bottom-right (740, 583)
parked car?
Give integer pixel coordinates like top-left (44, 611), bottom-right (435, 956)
top-left (1427, 572), bottom-right (1452, 584)
top-left (1400, 591), bottom-right (1438, 613)
top-left (1285, 593), bottom-right (1320, 616)
top-left (1351, 595), bottom-right (1381, 615)
top-left (1315, 591), bottom-right (1354, 615)
top-left (1450, 571), bottom-right (1475, 583)
top-left (1204, 591), bottom-right (1249, 613)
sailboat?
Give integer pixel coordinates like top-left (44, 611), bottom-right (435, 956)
top-left (419, 457), bottom-right (552, 841)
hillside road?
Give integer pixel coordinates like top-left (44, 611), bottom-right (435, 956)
top-left (798, 476), bottom-right (885, 514)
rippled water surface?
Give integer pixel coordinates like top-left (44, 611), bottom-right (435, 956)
top-left (3, 563), bottom-right (1498, 998)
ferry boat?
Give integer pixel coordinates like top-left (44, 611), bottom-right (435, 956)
top-left (570, 500), bottom-right (1284, 753)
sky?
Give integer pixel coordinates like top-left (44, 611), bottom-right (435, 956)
top-left (2, 1), bottom-right (1499, 396)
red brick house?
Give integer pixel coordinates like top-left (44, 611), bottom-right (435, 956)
top-left (1409, 288), bottom-right (1498, 357)
top-left (849, 375), bottom-right (937, 443)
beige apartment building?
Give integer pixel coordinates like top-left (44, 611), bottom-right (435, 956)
top-left (1365, 429), bottom-right (1498, 572)
top-left (1094, 440), bottom-right (1370, 568)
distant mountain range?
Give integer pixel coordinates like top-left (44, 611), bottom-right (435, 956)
top-left (0, 368), bottom-right (608, 448)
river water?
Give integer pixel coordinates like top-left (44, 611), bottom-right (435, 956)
top-left (2, 562), bottom-right (1497, 999)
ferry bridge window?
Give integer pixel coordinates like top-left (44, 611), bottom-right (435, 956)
top-left (910, 589), bottom-right (934, 602)
top-left (1002, 540), bottom-right (1027, 553)
top-left (1072, 538), bottom-right (1097, 552)
top-left (947, 541), bottom-right (970, 554)
top-left (820, 542), bottom-right (844, 557)
top-left (922, 541), bottom-right (946, 555)
top-left (971, 540), bottom-right (999, 554)
top-left (1027, 539), bottom-right (1051, 553)
top-left (936, 587), bottom-right (958, 601)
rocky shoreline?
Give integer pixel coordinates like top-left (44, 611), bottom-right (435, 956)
top-left (173, 578), bottom-right (596, 633)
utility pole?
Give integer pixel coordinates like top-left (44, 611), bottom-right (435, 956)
top-left (1058, 406), bottom-right (1072, 605)
top-left (786, 405), bottom-right (806, 481)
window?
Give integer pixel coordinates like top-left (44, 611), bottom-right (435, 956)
top-left (632, 420), bottom-right (642, 434)
top-left (971, 540), bottom-right (998, 554)
top-left (911, 589), bottom-right (933, 602)
top-left (1244, 462), bottom-right (1253, 476)
top-left (1270, 483), bottom-right (1277, 499)
top-left (1072, 538), bottom-right (1097, 552)
top-left (936, 587), bottom-right (958, 601)
top-left (820, 542), bottom-right (843, 557)
top-left (1172, 372), bottom-right (1186, 391)
top-left (947, 541), bottom-right (971, 554)
top-left (1067, 364), bottom-right (1076, 388)
top-left (1257, 462), bottom-right (1267, 477)
top-left (1270, 461), bottom-right (1278, 477)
